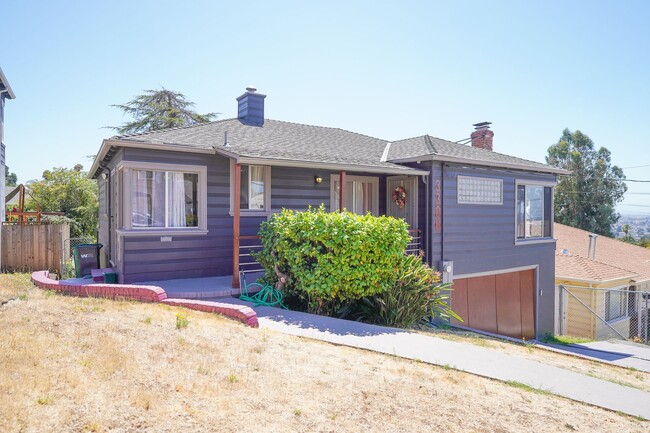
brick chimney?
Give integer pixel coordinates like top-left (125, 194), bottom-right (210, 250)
top-left (237, 86), bottom-right (266, 126)
top-left (470, 122), bottom-right (494, 151)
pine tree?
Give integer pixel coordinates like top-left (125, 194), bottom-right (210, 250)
top-left (110, 88), bottom-right (218, 135)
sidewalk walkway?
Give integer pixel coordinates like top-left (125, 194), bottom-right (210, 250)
top-left (218, 298), bottom-right (650, 420)
top-left (537, 339), bottom-right (650, 373)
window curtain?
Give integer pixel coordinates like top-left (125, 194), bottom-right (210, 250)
top-left (168, 172), bottom-right (187, 227)
top-left (132, 170), bottom-right (165, 227)
top-left (249, 166), bottom-right (265, 209)
top-left (131, 171), bottom-right (148, 227)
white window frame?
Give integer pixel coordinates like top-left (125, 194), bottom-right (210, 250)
top-left (116, 161), bottom-right (208, 236)
top-left (329, 174), bottom-right (380, 215)
top-left (229, 161), bottom-right (272, 217)
top-left (514, 180), bottom-right (555, 245)
top-left (457, 175), bottom-right (503, 205)
top-left (604, 287), bottom-right (630, 323)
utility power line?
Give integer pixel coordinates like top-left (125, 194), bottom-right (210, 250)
top-left (621, 164), bottom-right (650, 169)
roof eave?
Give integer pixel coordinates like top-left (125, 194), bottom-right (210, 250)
top-left (388, 154), bottom-right (569, 175)
top-left (0, 68), bottom-right (16, 100)
top-left (236, 156), bottom-right (429, 176)
top-left (555, 274), bottom-right (641, 286)
top-left (88, 138), bottom-right (218, 179)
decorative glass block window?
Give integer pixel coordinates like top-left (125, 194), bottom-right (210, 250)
top-left (457, 176), bottom-right (503, 205)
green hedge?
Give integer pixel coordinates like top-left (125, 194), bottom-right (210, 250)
top-left (255, 206), bottom-right (410, 313)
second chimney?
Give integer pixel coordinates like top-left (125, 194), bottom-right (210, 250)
top-left (588, 233), bottom-right (598, 260)
top-left (471, 122), bottom-right (494, 151)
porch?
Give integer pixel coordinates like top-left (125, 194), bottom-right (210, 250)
top-left (231, 165), bottom-right (426, 289)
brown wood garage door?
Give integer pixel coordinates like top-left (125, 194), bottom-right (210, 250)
top-left (451, 269), bottom-right (535, 340)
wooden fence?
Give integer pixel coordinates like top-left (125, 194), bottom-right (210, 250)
top-left (1, 223), bottom-right (70, 274)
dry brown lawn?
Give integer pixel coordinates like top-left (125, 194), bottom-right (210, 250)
top-left (1, 273), bottom-right (648, 433)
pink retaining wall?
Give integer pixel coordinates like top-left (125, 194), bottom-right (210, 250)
top-left (30, 270), bottom-right (258, 328)
top-left (162, 299), bottom-right (259, 328)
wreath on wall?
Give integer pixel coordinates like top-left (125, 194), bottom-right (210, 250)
top-left (392, 186), bottom-right (407, 209)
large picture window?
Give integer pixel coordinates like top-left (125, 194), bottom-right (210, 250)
top-left (118, 162), bottom-right (207, 234)
top-left (516, 183), bottom-right (553, 240)
top-left (131, 170), bottom-right (199, 228)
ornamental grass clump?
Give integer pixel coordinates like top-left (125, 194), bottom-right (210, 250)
top-left (349, 253), bottom-right (461, 328)
top-left (255, 205), bottom-right (410, 314)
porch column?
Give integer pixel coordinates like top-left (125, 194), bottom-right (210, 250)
top-left (232, 163), bottom-right (241, 288)
top-left (339, 170), bottom-right (346, 211)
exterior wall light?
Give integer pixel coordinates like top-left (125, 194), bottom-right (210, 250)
top-left (314, 175), bottom-right (323, 184)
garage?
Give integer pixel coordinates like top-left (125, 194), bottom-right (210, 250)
top-left (451, 269), bottom-right (536, 340)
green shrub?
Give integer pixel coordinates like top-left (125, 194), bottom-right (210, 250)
top-left (255, 206), bottom-right (410, 314)
top-left (344, 254), bottom-right (460, 328)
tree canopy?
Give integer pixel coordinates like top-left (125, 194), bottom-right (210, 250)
top-left (27, 165), bottom-right (98, 238)
top-left (546, 129), bottom-right (627, 237)
top-left (110, 88), bottom-right (218, 135)
top-left (5, 166), bottom-right (17, 187)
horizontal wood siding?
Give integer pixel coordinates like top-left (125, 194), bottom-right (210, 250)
top-left (440, 163), bottom-right (557, 337)
top-left (120, 149), bottom-right (231, 283)
top-left (271, 168), bottom-right (331, 211)
top-left (109, 148), bottom-right (412, 284)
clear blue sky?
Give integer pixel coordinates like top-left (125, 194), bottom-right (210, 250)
top-left (2, 0), bottom-right (650, 214)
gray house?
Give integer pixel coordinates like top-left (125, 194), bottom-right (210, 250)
top-left (0, 67), bottom-right (16, 267)
top-left (89, 87), bottom-right (566, 339)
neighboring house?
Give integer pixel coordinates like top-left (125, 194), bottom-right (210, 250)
top-left (554, 223), bottom-right (650, 340)
top-left (89, 87), bottom-right (566, 339)
top-left (0, 67), bottom-right (16, 267)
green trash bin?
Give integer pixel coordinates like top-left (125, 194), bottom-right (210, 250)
top-left (73, 244), bottom-right (102, 278)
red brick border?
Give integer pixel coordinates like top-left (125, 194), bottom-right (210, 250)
top-left (161, 299), bottom-right (259, 328)
top-left (30, 270), bottom-right (258, 327)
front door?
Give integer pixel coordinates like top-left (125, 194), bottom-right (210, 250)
top-left (386, 176), bottom-right (418, 230)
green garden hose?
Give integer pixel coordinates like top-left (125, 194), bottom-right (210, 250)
top-left (239, 281), bottom-right (288, 309)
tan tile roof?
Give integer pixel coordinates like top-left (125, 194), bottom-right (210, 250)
top-left (554, 223), bottom-right (650, 282)
top-left (555, 251), bottom-right (637, 282)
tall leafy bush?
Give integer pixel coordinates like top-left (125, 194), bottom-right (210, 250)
top-left (255, 206), bottom-right (410, 314)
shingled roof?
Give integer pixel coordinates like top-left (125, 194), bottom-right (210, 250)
top-left (388, 135), bottom-right (565, 174)
top-left (555, 223), bottom-right (650, 283)
top-left (555, 251), bottom-right (638, 283)
top-left (112, 118), bottom-right (417, 173)
top-left (91, 86), bottom-right (568, 179)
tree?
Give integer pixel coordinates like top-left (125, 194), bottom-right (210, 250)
top-left (546, 129), bottom-right (627, 237)
top-left (5, 166), bottom-right (17, 187)
top-left (27, 165), bottom-right (98, 238)
top-left (110, 87), bottom-right (218, 135)
top-left (622, 223), bottom-right (634, 244)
